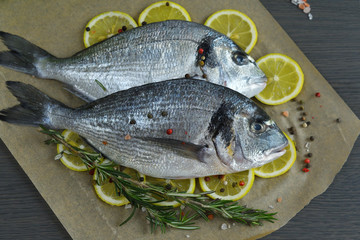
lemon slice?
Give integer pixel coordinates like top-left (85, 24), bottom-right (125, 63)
top-left (204, 9), bottom-right (258, 53)
top-left (255, 53), bottom-right (304, 105)
top-left (145, 176), bottom-right (196, 207)
top-left (198, 170), bottom-right (255, 201)
top-left (83, 11), bottom-right (138, 48)
top-left (254, 133), bottom-right (296, 178)
top-left (57, 130), bottom-right (95, 171)
top-left (93, 163), bottom-right (145, 206)
top-left (138, 1), bottom-right (191, 26)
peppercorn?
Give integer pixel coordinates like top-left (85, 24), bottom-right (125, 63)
top-left (199, 60), bottom-right (205, 67)
top-left (302, 168), bottom-right (309, 173)
top-left (220, 188), bottom-right (225, 192)
top-left (304, 158), bottom-right (310, 164)
top-left (88, 168), bottom-right (95, 175)
top-left (291, 98), bottom-right (297, 102)
top-left (142, 21), bottom-right (147, 25)
top-left (165, 2), bottom-right (170, 6)
top-left (147, 113), bottom-right (153, 119)
top-left (298, 106), bottom-right (304, 111)
top-left (232, 182), bottom-right (237, 188)
top-left (302, 122), bottom-right (308, 128)
top-left (205, 176), bottom-right (210, 182)
top-left (207, 214), bottom-right (214, 220)
top-left (315, 92), bottom-right (321, 97)
top-left (306, 121), bottom-right (311, 126)
top-left (302, 112), bottom-right (307, 116)
top-left (166, 129), bottom-right (173, 135)
top-left (307, 153), bottom-right (313, 157)
top-left (122, 26), bottom-right (127, 31)
top-left (165, 184), bottom-right (172, 190)
top-left (201, 55), bottom-right (206, 60)
top-left (218, 175), bottom-right (225, 180)
top-left (130, 119), bottom-right (136, 124)
top-left (239, 181), bottom-right (245, 186)
top-left (161, 111), bottom-right (168, 117)
top-left (309, 136), bottom-right (315, 141)
top-left (282, 111), bottom-right (289, 117)
top-left (300, 116), bottom-right (306, 121)
top-left (202, 74), bottom-right (207, 79)
top-left (198, 48), bottom-right (204, 54)
top-left (336, 118), bottom-right (341, 123)
top-left (85, 27), bottom-right (90, 31)
top-left (298, 100), bottom-right (303, 105)
top-left (185, 74), bottom-right (190, 78)
top-left (139, 177), bottom-right (144, 182)
top-left (305, 163), bottom-right (311, 168)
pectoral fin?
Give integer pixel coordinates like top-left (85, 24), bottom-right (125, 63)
top-left (140, 137), bottom-right (208, 162)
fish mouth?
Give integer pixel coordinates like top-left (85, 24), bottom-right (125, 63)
top-left (252, 76), bottom-right (267, 87)
top-left (263, 141), bottom-right (289, 162)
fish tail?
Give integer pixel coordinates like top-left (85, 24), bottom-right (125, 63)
top-left (0, 31), bottom-right (55, 77)
top-left (0, 81), bottom-right (69, 128)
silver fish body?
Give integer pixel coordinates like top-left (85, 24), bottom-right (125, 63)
top-left (0, 20), bottom-right (266, 101)
top-left (0, 79), bottom-right (287, 179)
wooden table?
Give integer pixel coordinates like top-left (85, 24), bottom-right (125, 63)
top-left (0, 1), bottom-right (359, 239)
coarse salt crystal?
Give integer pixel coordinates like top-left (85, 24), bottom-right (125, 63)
top-left (141, 207), bottom-right (146, 212)
top-left (308, 13), bottom-right (313, 20)
top-left (221, 223), bottom-right (228, 230)
top-left (124, 204), bottom-right (132, 209)
top-left (303, 6), bottom-right (311, 14)
top-left (185, 235), bottom-right (190, 238)
top-left (268, 205), bottom-right (274, 209)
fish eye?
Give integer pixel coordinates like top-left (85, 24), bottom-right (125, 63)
top-left (250, 122), bottom-right (266, 133)
top-left (232, 51), bottom-right (249, 65)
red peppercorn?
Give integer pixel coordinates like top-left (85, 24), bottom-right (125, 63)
top-left (204, 176), bottom-right (210, 182)
top-left (109, 178), bottom-right (113, 183)
top-left (118, 29), bottom-right (123, 33)
top-left (304, 158), bottom-right (310, 164)
top-left (302, 168), bottom-right (309, 172)
top-left (239, 180), bottom-right (245, 186)
top-left (89, 168), bottom-right (95, 175)
top-left (166, 129), bottom-right (173, 135)
top-left (181, 211), bottom-right (185, 217)
top-left (218, 175), bottom-right (225, 180)
top-left (315, 92), bottom-right (321, 97)
top-left (198, 48), bottom-right (204, 54)
top-left (102, 141), bottom-right (108, 145)
top-left (207, 214), bottom-right (214, 220)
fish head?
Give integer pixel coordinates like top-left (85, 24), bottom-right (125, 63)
top-left (203, 36), bottom-right (267, 97)
top-left (212, 102), bottom-right (288, 172)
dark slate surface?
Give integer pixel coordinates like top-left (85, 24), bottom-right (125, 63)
top-left (0, 1), bottom-right (359, 239)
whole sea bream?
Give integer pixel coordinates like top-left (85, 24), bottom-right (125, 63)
top-left (0, 20), bottom-right (267, 101)
top-left (0, 79), bottom-right (287, 179)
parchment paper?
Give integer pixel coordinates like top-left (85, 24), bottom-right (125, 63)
top-left (0, 0), bottom-right (359, 239)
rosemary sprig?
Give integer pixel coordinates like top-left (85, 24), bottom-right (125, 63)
top-left (39, 126), bottom-right (277, 232)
